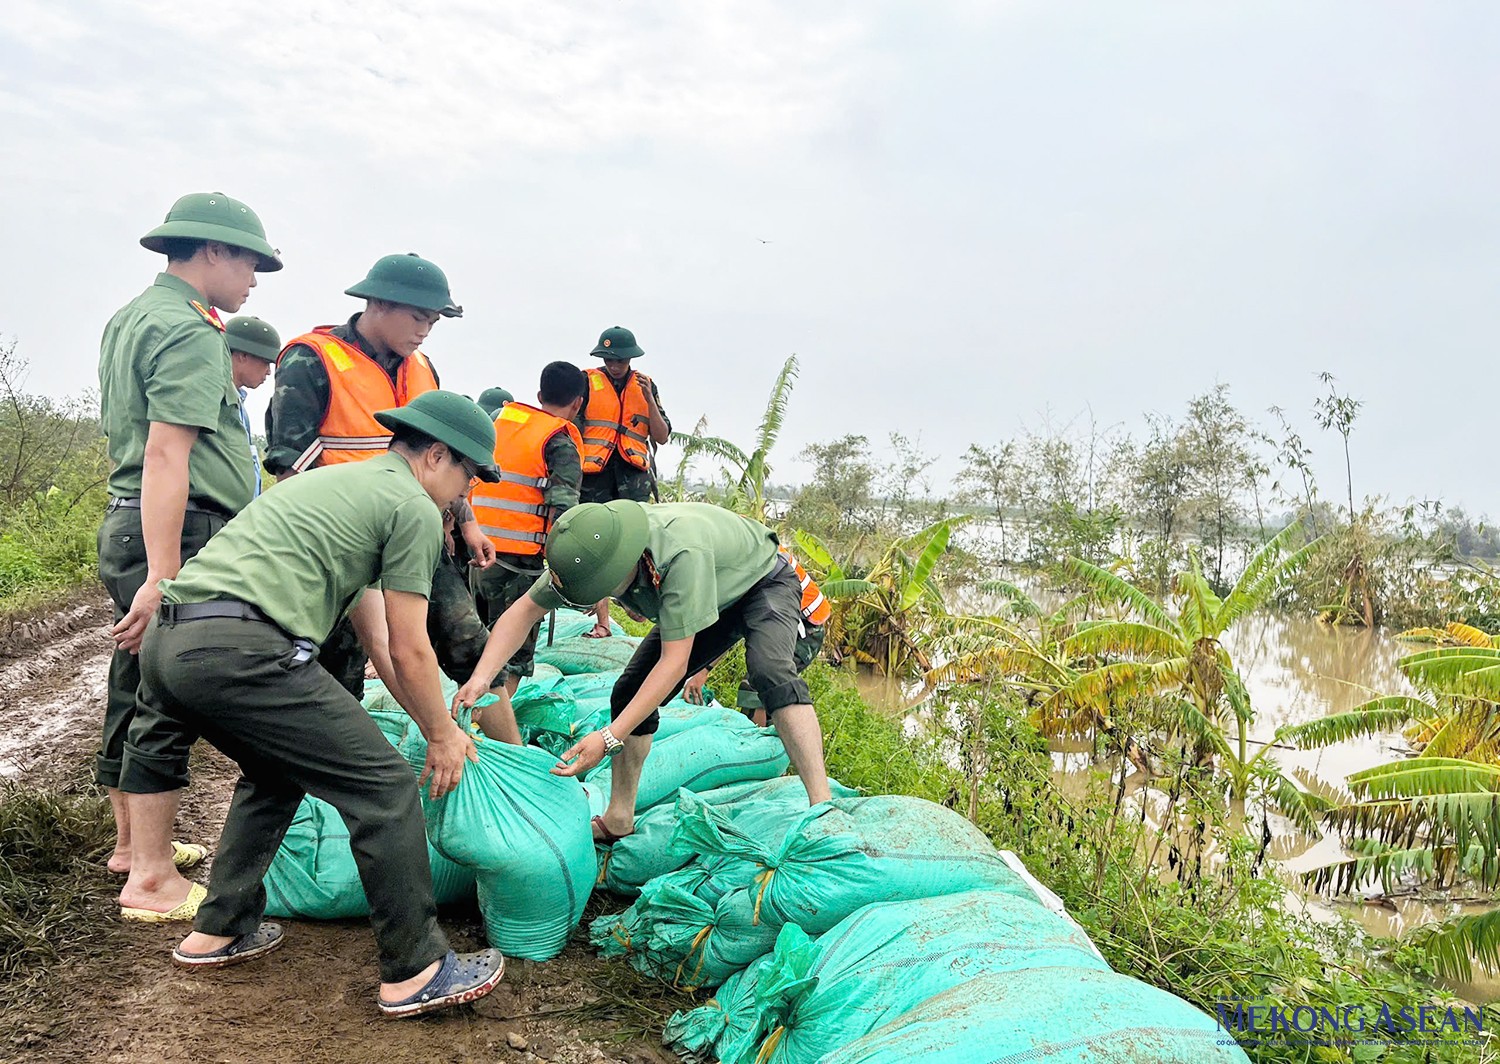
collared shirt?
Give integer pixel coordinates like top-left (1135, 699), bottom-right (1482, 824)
top-left (238, 386), bottom-right (262, 497)
top-left (528, 502), bottom-right (779, 641)
top-left (98, 273), bottom-right (255, 516)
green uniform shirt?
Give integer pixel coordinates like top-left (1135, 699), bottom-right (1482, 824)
top-left (98, 273), bottom-right (255, 515)
top-left (529, 502), bottom-right (779, 641)
top-left (161, 452), bottom-right (442, 644)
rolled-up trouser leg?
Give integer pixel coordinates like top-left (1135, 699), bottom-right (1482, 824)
top-left (145, 616), bottom-right (449, 983)
top-left (610, 614), bottom-right (744, 735)
top-left (95, 507), bottom-right (222, 787)
top-left (740, 567), bottom-right (812, 713)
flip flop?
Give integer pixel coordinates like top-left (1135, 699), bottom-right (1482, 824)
top-left (378, 949), bottom-right (506, 1019)
top-left (172, 841), bottom-right (209, 870)
top-left (121, 881), bottom-right (207, 922)
top-left (592, 815), bottom-right (633, 846)
top-left (172, 922), bottom-right (285, 969)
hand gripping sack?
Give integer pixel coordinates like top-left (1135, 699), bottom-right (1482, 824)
top-left (717, 890), bottom-right (1111, 1064)
top-left (815, 966), bottom-right (1252, 1064)
top-left (586, 726), bottom-right (790, 812)
top-left (671, 793), bottom-right (1033, 936)
top-left (424, 732), bottom-right (597, 960)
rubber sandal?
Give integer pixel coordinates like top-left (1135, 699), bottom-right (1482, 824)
top-left (121, 881), bottom-right (207, 922)
top-left (378, 949), bottom-right (506, 1018)
top-left (172, 841), bottom-right (209, 870)
top-left (172, 922), bottom-right (285, 969)
top-left (592, 815), bottom-right (633, 846)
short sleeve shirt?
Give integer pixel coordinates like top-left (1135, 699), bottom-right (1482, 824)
top-left (161, 452), bottom-right (442, 643)
top-left (98, 273), bottom-right (255, 514)
top-left (529, 502), bottom-right (779, 641)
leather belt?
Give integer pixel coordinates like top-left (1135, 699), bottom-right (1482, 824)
top-left (158, 600), bottom-right (274, 625)
top-left (108, 497), bottom-right (233, 520)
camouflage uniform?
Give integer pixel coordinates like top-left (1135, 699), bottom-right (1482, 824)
top-left (266, 313), bottom-right (489, 695)
top-left (576, 375), bottom-right (670, 505)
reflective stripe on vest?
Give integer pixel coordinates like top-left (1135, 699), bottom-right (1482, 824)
top-left (469, 402), bottom-right (583, 556)
top-left (778, 547), bottom-right (831, 626)
top-left (579, 367), bottom-right (653, 473)
top-left (279, 328), bottom-right (439, 470)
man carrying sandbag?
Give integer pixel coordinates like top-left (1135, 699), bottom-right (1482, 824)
top-left (119, 390), bottom-right (507, 1017)
top-left (454, 500), bottom-right (834, 843)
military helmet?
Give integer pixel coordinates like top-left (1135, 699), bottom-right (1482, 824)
top-left (223, 316), bottom-right (281, 362)
top-left (139, 192), bottom-right (282, 272)
top-left (346, 253), bottom-right (463, 317)
top-left (590, 326), bottom-right (644, 361)
top-left (544, 501), bottom-right (649, 605)
top-left (477, 387), bottom-right (514, 417)
top-left (375, 390), bottom-right (500, 481)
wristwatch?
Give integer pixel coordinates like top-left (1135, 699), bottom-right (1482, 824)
top-left (600, 727), bottom-right (625, 758)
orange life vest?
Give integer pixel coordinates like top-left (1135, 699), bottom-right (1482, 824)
top-left (779, 547), bottom-right (831, 627)
top-left (579, 367), bottom-right (654, 474)
top-left (469, 403), bottom-right (583, 556)
top-left (279, 327), bottom-right (439, 471)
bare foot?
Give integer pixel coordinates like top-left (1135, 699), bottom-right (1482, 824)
top-left (379, 958), bottom-right (444, 1004)
top-left (107, 847), bottom-right (132, 874)
top-left (178, 930), bottom-right (235, 954)
top-left (583, 623), bottom-right (612, 639)
top-left (592, 813), bottom-right (635, 842)
top-left (119, 869), bottom-right (195, 913)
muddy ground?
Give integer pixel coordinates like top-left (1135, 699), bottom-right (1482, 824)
top-left (0, 592), bottom-right (691, 1064)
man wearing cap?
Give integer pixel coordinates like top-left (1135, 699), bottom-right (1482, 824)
top-left (466, 363), bottom-right (588, 742)
top-left (577, 326), bottom-right (671, 638)
top-left (99, 191), bottom-right (280, 917)
top-left (224, 315), bottom-right (280, 497)
top-left (454, 500), bottom-right (833, 844)
top-left (121, 390), bottom-right (507, 1015)
top-left (265, 253), bottom-right (496, 700)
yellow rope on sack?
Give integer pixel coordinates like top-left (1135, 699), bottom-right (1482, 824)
top-left (596, 851), bottom-right (610, 886)
top-left (755, 1026), bottom-right (787, 1064)
top-left (752, 868), bottom-right (775, 926)
top-left (611, 925), bottom-right (632, 952)
top-left (672, 924), bottom-right (715, 989)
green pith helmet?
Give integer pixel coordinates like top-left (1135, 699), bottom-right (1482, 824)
top-left (374, 390), bottom-right (500, 481)
top-left (139, 192), bottom-right (283, 272)
top-left (544, 501), bottom-right (649, 605)
top-left (590, 326), bottom-right (643, 361)
top-left (477, 387), bottom-right (514, 417)
top-left (345, 253), bottom-right (463, 317)
top-left (223, 316), bottom-right (281, 362)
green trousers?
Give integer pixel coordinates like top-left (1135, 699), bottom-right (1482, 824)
top-left (95, 505), bottom-right (224, 788)
top-left (133, 614), bottom-right (449, 983)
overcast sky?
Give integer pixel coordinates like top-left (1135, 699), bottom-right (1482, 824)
top-left (2, 2), bottom-right (1497, 513)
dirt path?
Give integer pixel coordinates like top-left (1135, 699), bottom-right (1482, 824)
top-left (2, 592), bottom-right (688, 1064)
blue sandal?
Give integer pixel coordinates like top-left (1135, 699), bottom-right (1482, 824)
top-left (378, 949), bottom-right (506, 1018)
top-left (172, 922), bottom-right (285, 969)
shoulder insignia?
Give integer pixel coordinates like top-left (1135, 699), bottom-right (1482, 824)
top-left (189, 300), bottom-right (226, 331)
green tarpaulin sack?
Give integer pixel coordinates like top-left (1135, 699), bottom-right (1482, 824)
top-left (536, 632), bottom-right (641, 675)
top-left (599, 776), bottom-right (857, 897)
top-left (511, 668), bottom-right (579, 740)
top-left (672, 792), bottom-right (1032, 936)
top-left (537, 607), bottom-right (624, 644)
top-left (424, 729), bottom-right (596, 961)
top-left (712, 891), bottom-right (1112, 1064)
top-left (586, 726), bottom-right (790, 812)
top-left (815, 966), bottom-right (1251, 1064)
top-left (263, 795), bottom-right (475, 919)
top-left (664, 953), bottom-right (775, 1059)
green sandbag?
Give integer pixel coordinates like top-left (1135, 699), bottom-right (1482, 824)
top-left (672, 793), bottom-right (1032, 936)
top-left (716, 891), bottom-right (1112, 1064)
top-left (587, 726), bottom-right (790, 812)
top-left (263, 795), bottom-right (476, 919)
top-left (537, 632), bottom-right (641, 675)
top-left (600, 777), bottom-right (857, 897)
top-left (816, 966), bottom-right (1251, 1064)
top-left (425, 731), bottom-right (597, 961)
top-left (664, 954), bottom-right (775, 1058)
top-left (511, 669), bottom-right (579, 735)
top-left (538, 607), bottom-right (624, 643)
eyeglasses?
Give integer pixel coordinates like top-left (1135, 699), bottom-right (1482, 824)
top-left (450, 450), bottom-right (480, 485)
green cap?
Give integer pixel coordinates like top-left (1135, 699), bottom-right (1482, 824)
top-left (590, 326), bottom-right (643, 361)
top-left (223, 316), bottom-right (281, 362)
top-left (345, 253), bottom-right (463, 317)
top-left (477, 387), bottom-right (514, 417)
top-left (140, 192), bottom-right (283, 272)
top-left (374, 390), bottom-right (500, 482)
top-left (544, 501), bottom-right (649, 605)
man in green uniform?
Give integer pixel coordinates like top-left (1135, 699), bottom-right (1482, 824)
top-left (476, 387), bottom-right (513, 417)
top-left (578, 326), bottom-right (671, 638)
top-left (224, 315), bottom-right (280, 497)
top-left (467, 362), bottom-right (587, 742)
top-left (120, 390), bottom-right (506, 1016)
top-left (99, 191), bottom-right (280, 914)
top-left (264, 254), bottom-right (495, 699)
top-left (454, 501), bottom-right (833, 843)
